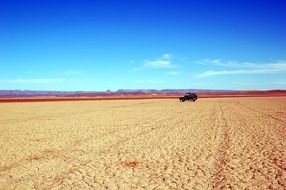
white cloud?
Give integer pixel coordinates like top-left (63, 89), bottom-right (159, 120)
top-left (131, 53), bottom-right (179, 72)
top-left (0, 78), bottom-right (64, 84)
top-left (196, 60), bottom-right (286, 78)
top-left (197, 69), bottom-right (267, 78)
top-left (143, 54), bottom-right (176, 69)
top-left (144, 60), bottom-right (174, 69)
top-left (197, 59), bottom-right (238, 66)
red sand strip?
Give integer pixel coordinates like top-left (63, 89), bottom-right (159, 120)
top-left (1, 93), bottom-right (286, 103)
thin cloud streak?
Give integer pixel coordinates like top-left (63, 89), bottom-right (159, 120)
top-left (202, 59), bottom-right (286, 69)
top-left (144, 60), bottom-right (175, 69)
top-left (197, 69), bottom-right (271, 78)
top-left (196, 60), bottom-right (286, 78)
top-left (140, 53), bottom-right (176, 69)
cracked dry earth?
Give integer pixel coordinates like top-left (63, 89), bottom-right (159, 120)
top-left (0, 97), bottom-right (286, 190)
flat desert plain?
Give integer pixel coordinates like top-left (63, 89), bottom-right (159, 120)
top-left (0, 97), bottom-right (286, 190)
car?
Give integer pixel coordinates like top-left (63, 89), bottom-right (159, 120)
top-left (179, 93), bottom-right (198, 102)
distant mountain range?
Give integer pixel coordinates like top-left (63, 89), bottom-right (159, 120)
top-left (0, 89), bottom-right (285, 97)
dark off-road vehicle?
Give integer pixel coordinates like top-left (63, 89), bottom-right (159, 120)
top-left (179, 93), bottom-right (198, 102)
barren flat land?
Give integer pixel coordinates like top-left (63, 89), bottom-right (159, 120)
top-left (0, 97), bottom-right (286, 190)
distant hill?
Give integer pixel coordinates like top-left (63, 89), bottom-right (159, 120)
top-left (116, 89), bottom-right (237, 94)
top-left (0, 89), bottom-right (285, 98)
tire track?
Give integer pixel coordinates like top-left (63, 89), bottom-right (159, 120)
top-left (212, 103), bottom-right (231, 189)
top-left (216, 100), bottom-right (286, 189)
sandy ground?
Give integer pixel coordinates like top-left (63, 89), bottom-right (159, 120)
top-left (0, 97), bottom-right (286, 190)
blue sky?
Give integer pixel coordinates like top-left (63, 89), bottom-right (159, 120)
top-left (1, 0), bottom-right (286, 91)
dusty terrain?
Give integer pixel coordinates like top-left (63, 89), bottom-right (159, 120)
top-left (0, 97), bottom-right (286, 190)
